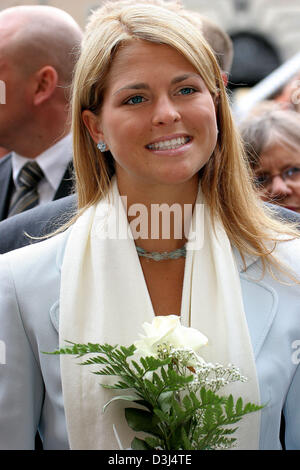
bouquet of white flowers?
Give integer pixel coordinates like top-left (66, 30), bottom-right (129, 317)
top-left (53, 315), bottom-right (262, 450)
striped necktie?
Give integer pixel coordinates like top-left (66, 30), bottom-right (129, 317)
top-left (8, 161), bottom-right (44, 217)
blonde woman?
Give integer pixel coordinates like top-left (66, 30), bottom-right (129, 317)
top-left (0, 2), bottom-right (299, 450)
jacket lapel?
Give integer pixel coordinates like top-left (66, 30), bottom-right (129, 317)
top-left (54, 161), bottom-right (74, 200)
top-left (0, 154), bottom-right (14, 221)
top-left (233, 246), bottom-right (278, 358)
top-left (49, 300), bottom-right (60, 333)
top-left (240, 272), bottom-right (277, 359)
top-left (49, 229), bottom-right (71, 333)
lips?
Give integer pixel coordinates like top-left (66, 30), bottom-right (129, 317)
top-left (146, 135), bottom-right (191, 151)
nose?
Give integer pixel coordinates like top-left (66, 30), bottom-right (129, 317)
top-left (268, 175), bottom-right (293, 198)
top-left (151, 96), bottom-right (181, 126)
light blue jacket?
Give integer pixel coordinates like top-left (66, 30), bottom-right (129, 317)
top-left (0, 230), bottom-right (299, 450)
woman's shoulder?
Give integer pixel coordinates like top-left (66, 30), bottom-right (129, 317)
top-left (274, 236), bottom-right (300, 273)
top-left (235, 235), bottom-right (300, 282)
top-left (254, 236), bottom-right (300, 290)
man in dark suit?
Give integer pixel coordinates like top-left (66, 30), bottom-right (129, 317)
top-left (0, 5), bottom-right (82, 221)
top-left (0, 194), bottom-right (76, 254)
top-left (0, 157), bottom-right (74, 220)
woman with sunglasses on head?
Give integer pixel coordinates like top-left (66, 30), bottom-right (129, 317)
top-left (0, 1), bottom-right (299, 450)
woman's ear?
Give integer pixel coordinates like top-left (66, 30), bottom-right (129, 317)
top-left (82, 109), bottom-right (105, 145)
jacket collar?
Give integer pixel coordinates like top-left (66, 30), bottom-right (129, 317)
top-left (55, 227), bottom-right (71, 271)
top-left (232, 246), bottom-right (259, 273)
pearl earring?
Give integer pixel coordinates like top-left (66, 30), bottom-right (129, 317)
top-left (97, 141), bottom-right (107, 152)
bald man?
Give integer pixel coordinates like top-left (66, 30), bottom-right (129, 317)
top-left (0, 6), bottom-right (82, 221)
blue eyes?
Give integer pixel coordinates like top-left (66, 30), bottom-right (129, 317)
top-left (178, 87), bottom-right (196, 95)
top-left (254, 167), bottom-right (300, 188)
top-left (124, 87), bottom-right (197, 105)
top-left (126, 95), bottom-right (145, 105)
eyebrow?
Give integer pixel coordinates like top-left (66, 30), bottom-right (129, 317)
top-left (171, 73), bottom-right (200, 84)
top-left (113, 73), bottom-right (201, 95)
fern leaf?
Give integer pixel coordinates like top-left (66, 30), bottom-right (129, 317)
top-left (144, 436), bottom-right (163, 449)
top-left (131, 360), bottom-right (144, 376)
top-left (235, 397), bottom-right (243, 415)
top-left (225, 394), bottom-right (234, 417)
top-left (131, 437), bottom-right (153, 450)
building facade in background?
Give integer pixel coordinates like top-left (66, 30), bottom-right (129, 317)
top-left (2, 0), bottom-right (300, 88)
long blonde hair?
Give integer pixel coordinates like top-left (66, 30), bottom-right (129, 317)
top-left (70, 1), bottom-right (298, 276)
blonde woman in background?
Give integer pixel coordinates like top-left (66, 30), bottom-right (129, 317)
top-left (0, 2), bottom-right (299, 450)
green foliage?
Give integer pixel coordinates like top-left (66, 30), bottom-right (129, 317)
top-left (52, 341), bottom-right (263, 450)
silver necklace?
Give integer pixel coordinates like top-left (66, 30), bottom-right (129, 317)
top-left (136, 244), bottom-right (186, 261)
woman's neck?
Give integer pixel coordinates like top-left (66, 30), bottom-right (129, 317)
top-left (116, 174), bottom-right (200, 252)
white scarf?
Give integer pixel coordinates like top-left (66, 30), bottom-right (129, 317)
top-left (59, 177), bottom-right (261, 449)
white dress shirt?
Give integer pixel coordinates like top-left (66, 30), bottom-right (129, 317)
top-left (11, 134), bottom-right (72, 205)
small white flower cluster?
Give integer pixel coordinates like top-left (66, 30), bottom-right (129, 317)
top-left (155, 342), bottom-right (173, 357)
top-left (168, 346), bottom-right (198, 366)
top-left (156, 343), bottom-right (196, 366)
top-left (191, 361), bottom-right (248, 393)
top-left (156, 343), bottom-right (247, 394)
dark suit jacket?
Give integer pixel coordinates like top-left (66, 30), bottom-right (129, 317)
top-left (0, 194), bottom-right (76, 254)
top-left (0, 153), bottom-right (74, 221)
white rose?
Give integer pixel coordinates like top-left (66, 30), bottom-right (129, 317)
top-left (134, 315), bottom-right (208, 356)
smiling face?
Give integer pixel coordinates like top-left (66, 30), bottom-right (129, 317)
top-left (83, 40), bottom-right (218, 194)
